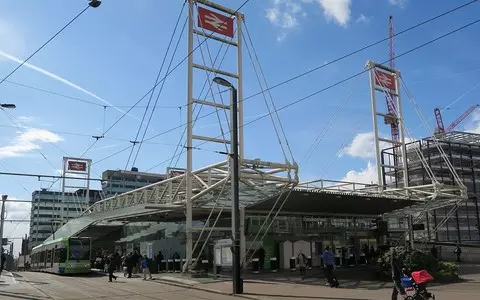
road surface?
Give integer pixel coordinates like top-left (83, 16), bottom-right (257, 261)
top-left (1, 268), bottom-right (480, 299)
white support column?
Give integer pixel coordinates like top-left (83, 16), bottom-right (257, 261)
top-left (240, 206), bottom-right (246, 265)
top-left (61, 157), bottom-right (67, 225)
top-left (236, 12), bottom-right (244, 161)
top-left (185, 0), bottom-right (195, 273)
top-left (394, 71), bottom-right (409, 194)
top-left (367, 61), bottom-right (384, 192)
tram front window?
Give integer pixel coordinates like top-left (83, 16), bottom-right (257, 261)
top-left (69, 239), bottom-right (90, 261)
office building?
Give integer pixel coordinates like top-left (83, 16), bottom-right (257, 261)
top-left (28, 188), bottom-right (102, 250)
top-left (101, 167), bottom-right (166, 198)
top-left (382, 131), bottom-right (480, 243)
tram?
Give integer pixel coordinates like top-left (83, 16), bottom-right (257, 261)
top-left (30, 237), bottom-right (92, 274)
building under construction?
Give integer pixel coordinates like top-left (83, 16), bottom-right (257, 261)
top-left (382, 131), bottom-right (480, 244)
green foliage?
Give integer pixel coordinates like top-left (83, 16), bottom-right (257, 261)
top-left (437, 261), bottom-right (459, 276)
top-left (376, 246), bottom-right (459, 281)
top-left (404, 250), bottom-right (438, 273)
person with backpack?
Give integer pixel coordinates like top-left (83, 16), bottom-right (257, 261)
top-left (297, 251), bottom-right (307, 278)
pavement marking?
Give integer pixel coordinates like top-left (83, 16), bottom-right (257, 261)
top-left (159, 276), bottom-right (200, 286)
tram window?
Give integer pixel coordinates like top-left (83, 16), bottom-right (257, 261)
top-left (69, 239), bottom-right (91, 261)
top-left (57, 248), bottom-right (67, 263)
top-left (46, 250), bottom-right (51, 263)
top-left (40, 251), bottom-right (45, 262)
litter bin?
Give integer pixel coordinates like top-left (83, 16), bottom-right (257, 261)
top-left (167, 259), bottom-right (173, 272)
top-left (289, 257), bottom-right (296, 271)
top-left (202, 259), bottom-right (209, 273)
top-left (307, 256), bottom-right (312, 270)
top-left (251, 258), bottom-right (260, 274)
top-left (270, 257), bottom-right (278, 272)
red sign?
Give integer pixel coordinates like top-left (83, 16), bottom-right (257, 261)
top-left (197, 6), bottom-right (234, 38)
top-left (374, 69), bottom-right (396, 91)
top-left (68, 161), bottom-right (87, 172)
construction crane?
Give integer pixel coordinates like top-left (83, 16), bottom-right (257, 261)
top-left (434, 104), bottom-right (479, 135)
top-left (384, 16), bottom-right (400, 164)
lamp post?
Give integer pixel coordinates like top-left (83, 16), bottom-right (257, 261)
top-left (213, 76), bottom-right (243, 294)
top-left (0, 103), bottom-right (16, 109)
top-left (0, 195), bottom-right (7, 251)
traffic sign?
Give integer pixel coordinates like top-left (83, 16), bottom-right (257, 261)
top-left (197, 6), bottom-right (234, 38)
top-left (374, 69), bottom-right (396, 91)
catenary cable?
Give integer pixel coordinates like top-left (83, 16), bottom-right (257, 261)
top-left (0, 5), bottom-right (92, 86)
top-left (93, 17), bottom-right (480, 171)
top-left (125, 4), bottom-right (187, 169)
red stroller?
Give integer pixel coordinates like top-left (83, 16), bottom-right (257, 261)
top-left (400, 270), bottom-right (435, 299)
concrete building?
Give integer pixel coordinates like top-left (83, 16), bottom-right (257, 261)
top-left (28, 188), bottom-right (102, 251)
top-left (101, 167), bottom-right (166, 198)
top-left (382, 131), bottom-right (480, 243)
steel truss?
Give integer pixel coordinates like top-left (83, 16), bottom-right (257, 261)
top-left (83, 158), bottom-right (298, 215)
top-left (365, 60), bottom-right (467, 218)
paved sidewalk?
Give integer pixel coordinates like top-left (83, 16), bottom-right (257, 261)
top-left (0, 271), bottom-right (16, 286)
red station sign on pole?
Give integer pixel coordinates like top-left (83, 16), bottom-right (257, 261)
top-left (374, 69), bottom-right (396, 92)
top-left (197, 6), bottom-right (234, 38)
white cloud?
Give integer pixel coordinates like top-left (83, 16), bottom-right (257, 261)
top-left (265, 1), bottom-right (301, 30)
top-left (341, 161), bottom-right (378, 184)
top-left (316, 0), bottom-right (351, 26)
top-left (265, 0), bottom-right (352, 41)
top-left (0, 128), bottom-right (63, 158)
top-left (341, 132), bottom-right (389, 159)
top-left (388, 0), bottom-right (406, 7)
top-left (356, 14), bottom-right (371, 24)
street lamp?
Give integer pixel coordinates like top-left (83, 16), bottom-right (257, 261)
top-left (0, 103), bottom-right (16, 109)
top-left (213, 76), bottom-right (243, 295)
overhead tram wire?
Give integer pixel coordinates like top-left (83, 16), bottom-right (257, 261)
top-left (4, 80), bottom-right (179, 109)
top-left (91, 15), bottom-right (480, 170)
top-left (141, 17), bottom-right (480, 173)
top-left (80, 0), bottom-right (252, 158)
top-left (129, 7), bottom-right (188, 168)
top-left (0, 4), bottom-right (93, 86)
top-left (125, 3), bottom-right (186, 169)
top-left (83, 0), bottom-right (474, 163)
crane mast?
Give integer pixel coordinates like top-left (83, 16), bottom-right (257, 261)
top-left (385, 16), bottom-right (400, 165)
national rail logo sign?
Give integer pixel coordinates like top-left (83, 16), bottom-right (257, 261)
top-left (68, 161), bottom-right (87, 172)
top-left (197, 6), bottom-right (234, 38)
top-left (374, 69), bottom-right (396, 91)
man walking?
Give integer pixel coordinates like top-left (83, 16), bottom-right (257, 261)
top-left (142, 254), bottom-right (153, 280)
top-left (391, 248), bottom-right (407, 300)
top-left (323, 246), bottom-right (339, 287)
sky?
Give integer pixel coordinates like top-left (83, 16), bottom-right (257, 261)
top-left (1, 0), bottom-right (480, 255)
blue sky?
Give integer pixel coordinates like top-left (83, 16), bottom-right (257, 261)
top-left (1, 0), bottom-right (480, 254)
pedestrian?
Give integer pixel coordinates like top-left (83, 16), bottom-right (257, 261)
top-left (0, 250), bottom-right (6, 273)
top-left (323, 246), bottom-right (339, 287)
top-left (258, 248), bottom-right (265, 271)
top-left (296, 251), bottom-right (307, 278)
top-left (454, 244), bottom-right (462, 263)
top-left (391, 248), bottom-right (407, 300)
top-left (156, 250), bottom-right (164, 273)
top-left (142, 254), bottom-right (153, 280)
top-left (126, 252), bottom-right (134, 278)
top-left (107, 255), bottom-right (117, 282)
top-left (430, 245), bottom-right (438, 260)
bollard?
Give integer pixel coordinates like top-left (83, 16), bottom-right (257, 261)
top-left (307, 256), bottom-right (312, 270)
top-left (202, 259), bottom-right (209, 273)
top-left (174, 259), bottom-right (181, 273)
top-left (251, 258), bottom-right (260, 274)
top-left (270, 257), bottom-right (278, 272)
top-left (167, 259), bottom-right (173, 272)
top-left (160, 259), bottom-right (167, 272)
top-left (289, 257), bottom-right (296, 271)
